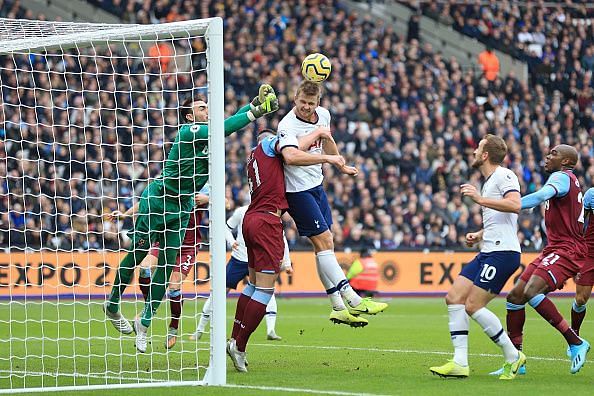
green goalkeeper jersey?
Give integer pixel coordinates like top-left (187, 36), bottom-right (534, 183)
top-left (160, 104), bottom-right (252, 203)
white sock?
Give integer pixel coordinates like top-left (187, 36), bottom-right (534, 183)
top-left (196, 295), bottom-right (212, 333)
top-left (471, 307), bottom-right (519, 363)
top-left (448, 304), bottom-right (469, 367)
top-left (316, 255), bottom-right (347, 310)
top-left (265, 294), bottom-right (277, 334)
top-left (317, 250), bottom-right (362, 307)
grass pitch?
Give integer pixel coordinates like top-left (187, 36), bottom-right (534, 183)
top-left (1, 297), bottom-right (592, 395)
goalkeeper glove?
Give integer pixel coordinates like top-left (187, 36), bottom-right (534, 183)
top-left (250, 93), bottom-right (279, 118)
top-left (250, 84), bottom-right (275, 108)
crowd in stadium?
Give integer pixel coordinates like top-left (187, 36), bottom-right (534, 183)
top-left (0, 0), bottom-right (592, 253)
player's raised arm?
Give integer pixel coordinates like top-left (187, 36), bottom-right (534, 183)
top-left (281, 145), bottom-right (345, 167)
top-left (521, 171), bottom-right (570, 210)
top-left (461, 183), bottom-right (521, 214)
top-left (320, 135), bottom-right (358, 176)
top-left (232, 84), bottom-right (276, 116)
top-left (224, 93), bottom-right (279, 135)
top-left (297, 126), bottom-right (334, 151)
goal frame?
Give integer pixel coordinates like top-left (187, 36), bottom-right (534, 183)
top-left (0, 16), bottom-right (226, 393)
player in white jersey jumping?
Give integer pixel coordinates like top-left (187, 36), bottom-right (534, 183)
top-left (190, 204), bottom-right (292, 341)
top-left (430, 134), bottom-right (526, 380)
top-left (277, 80), bottom-right (387, 327)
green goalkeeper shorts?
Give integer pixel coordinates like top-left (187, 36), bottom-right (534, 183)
top-left (127, 180), bottom-right (191, 251)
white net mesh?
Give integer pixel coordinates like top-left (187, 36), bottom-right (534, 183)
top-left (0, 17), bottom-right (225, 391)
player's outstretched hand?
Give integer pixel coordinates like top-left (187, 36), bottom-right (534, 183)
top-left (460, 183), bottom-right (482, 204)
top-left (281, 258), bottom-right (293, 274)
top-left (465, 231), bottom-right (482, 248)
top-left (250, 84), bottom-right (275, 107)
top-left (195, 193), bottom-right (209, 206)
top-left (251, 93), bottom-right (279, 118)
top-left (340, 165), bottom-right (359, 177)
top-left (106, 210), bottom-right (127, 223)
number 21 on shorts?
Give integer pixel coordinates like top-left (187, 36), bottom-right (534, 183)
top-left (541, 252), bottom-right (560, 267)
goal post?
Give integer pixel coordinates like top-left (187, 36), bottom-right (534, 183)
top-left (0, 16), bottom-right (226, 392)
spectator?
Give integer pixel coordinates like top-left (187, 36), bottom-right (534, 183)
top-left (477, 46), bottom-right (500, 82)
top-left (407, 13), bottom-right (420, 43)
top-left (2, 0), bottom-right (592, 253)
top-left (148, 41), bottom-right (174, 72)
top-left (346, 248), bottom-right (379, 297)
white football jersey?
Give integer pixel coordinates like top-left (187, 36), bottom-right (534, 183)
top-left (226, 205), bottom-right (248, 262)
top-left (480, 166), bottom-right (521, 253)
top-left (277, 107), bottom-right (331, 192)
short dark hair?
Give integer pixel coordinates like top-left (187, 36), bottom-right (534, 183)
top-left (295, 80), bottom-right (321, 98)
top-left (257, 128), bottom-right (276, 142)
top-left (179, 96), bottom-right (206, 123)
top-left (483, 134), bottom-right (507, 165)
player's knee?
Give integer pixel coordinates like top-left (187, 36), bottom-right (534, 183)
top-left (576, 294), bottom-right (589, 306)
top-left (575, 288), bottom-right (591, 306)
top-left (445, 290), bottom-right (465, 305)
top-left (523, 282), bottom-right (544, 301)
top-left (310, 231), bottom-right (334, 252)
top-left (464, 302), bottom-right (480, 316)
top-left (506, 287), bottom-right (526, 305)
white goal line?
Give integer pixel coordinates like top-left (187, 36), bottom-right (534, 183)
top-left (2, 370), bottom-right (388, 396)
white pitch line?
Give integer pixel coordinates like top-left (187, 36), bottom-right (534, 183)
top-left (1, 370), bottom-right (389, 396)
top-left (247, 342), bottom-right (569, 362)
top-left (222, 383), bottom-right (390, 396)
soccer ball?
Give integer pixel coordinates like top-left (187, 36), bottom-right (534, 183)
top-left (301, 53), bottom-right (332, 83)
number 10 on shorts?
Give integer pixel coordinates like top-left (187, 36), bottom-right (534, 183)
top-left (480, 264), bottom-right (497, 281)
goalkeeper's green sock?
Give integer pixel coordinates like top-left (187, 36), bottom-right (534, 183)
top-left (107, 251), bottom-right (139, 313)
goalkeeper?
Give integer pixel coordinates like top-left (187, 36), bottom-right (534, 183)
top-left (104, 85), bottom-right (278, 353)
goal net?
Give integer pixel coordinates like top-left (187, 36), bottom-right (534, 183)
top-left (0, 17), bottom-right (227, 392)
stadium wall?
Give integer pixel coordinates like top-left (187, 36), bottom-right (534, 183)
top-left (0, 251), bottom-right (574, 298)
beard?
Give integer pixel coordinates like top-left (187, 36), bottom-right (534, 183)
top-left (471, 157), bottom-right (483, 169)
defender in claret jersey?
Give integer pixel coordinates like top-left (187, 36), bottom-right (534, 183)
top-left (500, 144), bottom-right (590, 375)
top-left (104, 85), bottom-right (279, 353)
top-left (226, 128), bottom-right (345, 372)
top-left (569, 187), bottom-right (594, 337)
